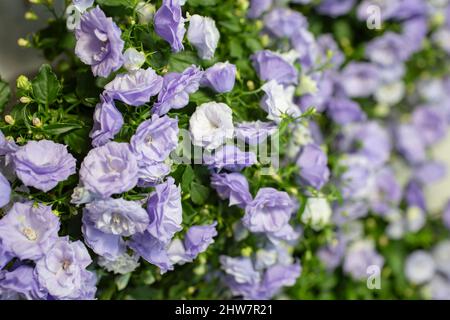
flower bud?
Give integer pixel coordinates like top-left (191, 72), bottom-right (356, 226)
top-left (25, 11), bottom-right (38, 21)
top-left (17, 38), bottom-right (30, 47)
top-left (246, 80), bottom-right (255, 91)
top-left (20, 96), bottom-right (32, 104)
top-left (16, 75), bottom-right (32, 91)
top-left (4, 115), bottom-right (15, 125)
top-left (136, 1), bottom-right (155, 25)
top-left (32, 117), bottom-right (42, 127)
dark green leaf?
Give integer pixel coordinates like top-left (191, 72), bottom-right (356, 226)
top-left (168, 51), bottom-right (201, 72)
top-left (96, 0), bottom-right (137, 8)
top-left (0, 79), bottom-right (11, 113)
top-left (63, 127), bottom-right (91, 155)
top-left (181, 165), bottom-right (195, 193)
top-left (188, 0), bottom-right (217, 6)
top-left (32, 64), bottom-right (61, 106)
top-left (190, 182), bottom-right (210, 205)
top-left (43, 122), bottom-right (84, 135)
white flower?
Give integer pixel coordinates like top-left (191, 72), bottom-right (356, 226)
top-left (123, 48), bottom-right (146, 71)
top-left (98, 252), bottom-right (140, 275)
top-left (405, 250), bottom-right (436, 285)
top-left (187, 15), bottom-right (220, 60)
top-left (261, 80), bottom-right (301, 123)
top-left (136, 1), bottom-right (156, 25)
top-left (374, 81), bottom-right (405, 106)
top-left (73, 0), bottom-right (94, 13)
top-left (189, 102), bottom-right (234, 150)
top-left (301, 197), bottom-right (332, 231)
top-left (432, 240), bottom-right (450, 278)
top-left (406, 206), bottom-right (426, 232)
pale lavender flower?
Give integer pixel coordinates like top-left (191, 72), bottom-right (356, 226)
top-left (248, 0), bottom-right (273, 19)
top-left (89, 94), bottom-right (124, 147)
top-left (0, 239), bottom-right (13, 269)
top-left (339, 156), bottom-right (375, 201)
top-left (395, 123), bottom-right (427, 165)
top-left (35, 237), bottom-right (96, 300)
top-left (154, 0), bottom-right (185, 52)
top-left (235, 121), bottom-right (277, 146)
top-left (317, 0), bottom-right (356, 17)
top-left (414, 162), bottom-right (446, 186)
top-left (104, 68), bottom-right (163, 106)
top-left (343, 240), bottom-right (384, 280)
top-left (405, 251), bottom-right (435, 285)
top-left (98, 252), bottom-right (140, 275)
top-left (370, 167), bottom-right (402, 215)
top-left (251, 50), bottom-right (299, 85)
top-left (79, 142), bottom-right (139, 198)
top-left (203, 145), bottom-right (257, 172)
top-left (263, 8), bottom-right (307, 39)
top-left (412, 107), bottom-right (447, 146)
top-left (333, 201), bottom-right (369, 226)
top-left (316, 34), bottom-right (345, 69)
top-left (131, 114), bottom-right (179, 164)
top-left (365, 32), bottom-right (410, 66)
top-left (296, 143), bottom-right (330, 190)
top-left (84, 198), bottom-right (149, 237)
top-left (152, 65), bottom-right (203, 115)
top-left (242, 188), bottom-right (296, 234)
top-left (137, 162), bottom-right (171, 187)
top-left (0, 172), bottom-right (11, 208)
top-left (0, 130), bottom-right (19, 156)
top-left (122, 48), bottom-right (145, 71)
top-left (318, 236), bottom-right (346, 271)
top-left (259, 263), bottom-right (301, 299)
top-left (339, 62), bottom-right (381, 98)
top-left (211, 172), bottom-right (253, 208)
top-left (0, 202), bottom-right (59, 261)
top-left (75, 6), bottom-right (124, 77)
top-left (187, 15), bottom-right (220, 60)
top-left (147, 177), bottom-right (182, 245)
top-left (13, 140), bottom-right (76, 192)
top-left (0, 265), bottom-right (48, 300)
top-left (201, 62), bottom-right (236, 93)
top-left (184, 222), bottom-right (218, 259)
top-left (326, 97), bottom-right (367, 125)
top-left (72, 0), bottom-right (94, 13)
top-left (405, 180), bottom-right (426, 212)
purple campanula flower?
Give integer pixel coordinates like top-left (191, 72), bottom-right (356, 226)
top-left (82, 214), bottom-right (126, 260)
top-left (290, 30), bottom-right (317, 71)
top-left (339, 62), bottom-right (381, 98)
top-left (298, 72), bottom-right (335, 113)
top-left (370, 167), bottom-right (402, 215)
top-left (0, 239), bottom-right (13, 269)
top-left (72, 0), bottom-right (94, 13)
top-left (443, 201), bottom-right (450, 230)
top-left (79, 142), bottom-right (139, 198)
top-left (187, 15), bottom-right (220, 60)
top-left (343, 240), bottom-right (384, 280)
top-left (259, 262), bottom-right (301, 299)
top-left (402, 17), bottom-right (428, 55)
top-left (0, 130), bottom-right (19, 156)
top-left (317, 0), bottom-right (356, 17)
top-left (405, 180), bottom-right (426, 212)
top-left (0, 265), bottom-right (48, 300)
top-left (326, 97), bottom-right (367, 125)
top-left (296, 143), bottom-right (330, 190)
top-left (137, 162), bottom-right (171, 187)
top-left (190, 102), bottom-right (234, 151)
top-left (433, 240), bottom-right (450, 279)
top-left (405, 251), bottom-right (435, 285)
top-left (318, 236), bottom-right (346, 271)
top-left (129, 232), bottom-right (174, 274)
top-left (251, 50), bottom-right (299, 85)
top-left (242, 188), bottom-right (296, 234)
top-left (13, 140), bottom-right (76, 192)
top-left (147, 177), bottom-right (182, 245)
top-left (391, 0), bottom-right (428, 21)
top-left (154, 0), bottom-right (186, 52)
top-left (201, 62), bottom-right (236, 93)
top-left (0, 202), bottom-right (59, 261)
top-left (356, 0), bottom-right (400, 22)
top-left (84, 198), bottom-right (149, 237)
top-left (248, 0), bottom-right (273, 19)
top-left (338, 156), bottom-right (375, 201)
top-left (35, 237), bottom-right (96, 300)
top-left (395, 123), bottom-right (427, 165)
top-left (75, 7), bottom-right (124, 78)
top-left (338, 121), bottom-right (391, 167)
top-left (211, 172), bottom-right (253, 208)
top-left (0, 172), bottom-right (11, 208)
top-left (152, 65), bottom-right (203, 115)
top-left (412, 107), bottom-right (447, 146)
top-left (414, 161), bottom-right (446, 186)
top-left (263, 8), bottom-right (307, 39)
top-left (333, 201), bottom-right (369, 226)
top-left (316, 34), bottom-right (345, 69)
top-left (366, 32), bottom-right (410, 66)
top-left (184, 222), bottom-right (218, 259)
top-left (235, 121), bottom-right (277, 146)
top-left (104, 68), bottom-right (163, 106)
top-left (89, 94), bottom-right (124, 147)
top-left (131, 114), bottom-right (179, 164)
top-left (203, 145), bottom-right (257, 172)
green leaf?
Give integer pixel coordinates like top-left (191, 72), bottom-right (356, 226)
top-left (115, 273), bottom-right (131, 291)
top-left (190, 182), bottom-right (210, 205)
top-left (96, 0), bottom-right (137, 8)
top-left (0, 79), bottom-right (11, 113)
top-left (43, 122), bottom-right (84, 135)
top-left (63, 127), bottom-right (91, 155)
top-left (181, 165), bottom-right (195, 193)
top-left (188, 0), bottom-right (217, 6)
top-left (32, 64), bottom-right (61, 106)
top-left (168, 51), bottom-right (201, 72)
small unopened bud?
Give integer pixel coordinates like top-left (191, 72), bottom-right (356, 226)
top-left (29, 0), bottom-right (42, 4)
top-left (17, 75), bottom-right (31, 91)
top-left (17, 38), bottom-right (30, 47)
top-left (20, 96), bottom-right (32, 104)
top-left (260, 34), bottom-right (270, 47)
top-left (136, 2), bottom-right (156, 25)
top-left (4, 115), bottom-right (15, 125)
top-left (237, 0), bottom-right (249, 11)
top-left (32, 117), bottom-right (42, 127)
top-left (25, 11), bottom-right (38, 21)
top-left (246, 80), bottom-right (255, 91)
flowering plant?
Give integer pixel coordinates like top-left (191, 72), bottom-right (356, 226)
top-left (1, 0), bottom-right (450, 300)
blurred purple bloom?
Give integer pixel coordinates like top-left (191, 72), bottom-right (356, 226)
top-left (318, 236), bottom-right (346, 271)
top-left (251, 50), bottom-right (299, 85)
top-left (339, 62), bottom-right (381, 98)
top-left (137, 162), bottom-right (171, 187)
top-left (147, 177), bottom-right (182, 245)
top-left (366, 32), bottom-right (410, 66)
top-left (371, 167), bottom-right (402, 215)
top-left (79, 142), bottom-right (139, 198)
top-left (317, 0), bottom-right (356, 17)
top-left (327, 97), bottom-right (366, 125)
top-left (211, 172), bottom-right (253, 208)
top-left (184, 222), bottom-right (218, 259)
top-left (0, 130), bottom-right (19, 156)
top-left (296, 143), bottom-right (330, 190)
top-left (152, 65), bottom-right (203, 115)
top-left (317, 34), bottom-right (345, 69)
top-left (203, 145), bottom-right (257, 172)
top-left (414, 162), bottom-right (446, 186)
top-left (0, 172), bottom-right (11, 208)
top-left (130, 232), bottom-right (174, 274)
top-left (343, 240), bottom-right (384, 280)
top-left (412, 107), bottom-right (447, 146)
top-left (13, 140), bottom-right (76, 192)
top-left (338, 156), bottom-right (375, 200)
top-left (395, 123), bottom-right (427, 165)
top-left (264, 8), bottom-right (307, 39)
top-left (405, 180), bottom-right (426, 212)
top-left (0, 202), bottom-right (59, 261)
top-left (104, 68), bottom-right (163, 106)
top-left (248, 0), bottom-right (273, 19)
top-left (201, 62), bottom-right (236, 93)
top-left (333, 201), bottom-right (369, 226)
top-left (154, 0), bottom-right (186, 52)
top-left (75, 7), bottom-right (124, 77)
top-left (0, 265), bottom-right (47, 300)
top-left (90, 94), bottom-right (123, 147)
top-left (235, 121), bottom-right (277, 146)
